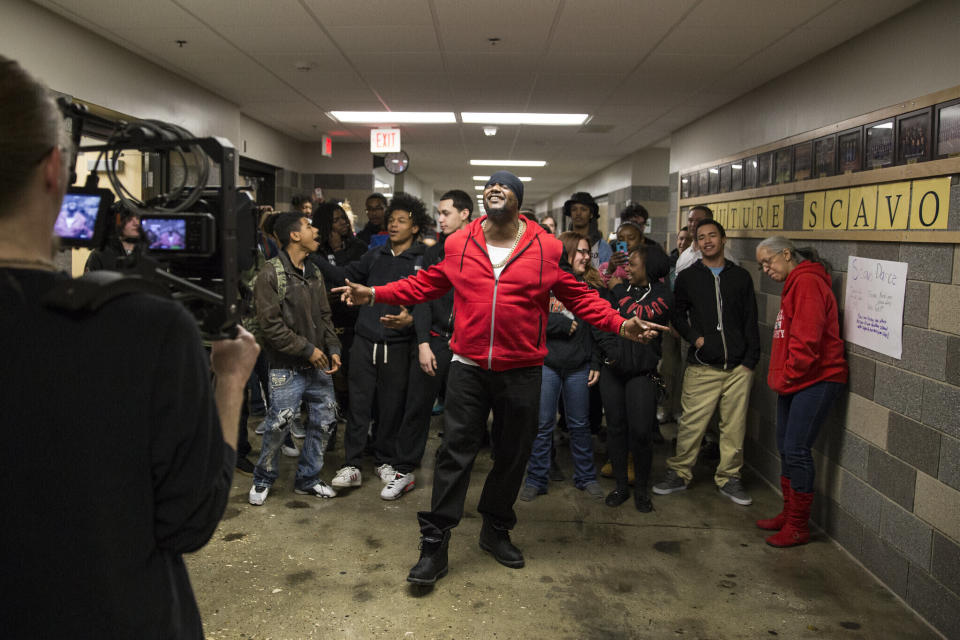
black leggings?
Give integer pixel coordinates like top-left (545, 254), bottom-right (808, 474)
top-left (599, 367), bottom-right (658, 490)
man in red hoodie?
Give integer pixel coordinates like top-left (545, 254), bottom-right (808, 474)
top-left (335, 170), bottom-right (665, 585)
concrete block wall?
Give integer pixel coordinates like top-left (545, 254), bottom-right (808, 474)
top-left (668, 171), bottom-right (960, 638)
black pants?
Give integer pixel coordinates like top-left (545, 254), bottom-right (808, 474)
top-left (598, 367), bottom-right (658, 490)
top-left (343, 336), bottom-right (414, 469)
top-left (418, 362), bottom-right (541, 538)
top-left (394, 335), bottom-right (452, 474)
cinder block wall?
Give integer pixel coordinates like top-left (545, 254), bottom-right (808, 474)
top-left (669, 173), bottom-right (960, 638)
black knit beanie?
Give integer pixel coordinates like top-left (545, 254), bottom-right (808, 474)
top-left (485, 170), bottom-right (524, 207)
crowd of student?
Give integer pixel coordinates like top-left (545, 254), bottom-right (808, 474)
top-left (236, 185), bottom-right (847, 551)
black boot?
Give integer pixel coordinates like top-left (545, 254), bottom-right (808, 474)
top-left (479, 520), bottom-right (525, 568)
top-left (633, 445), bottom-right (654, 513)
top-left (407, 532), bottom-right (450, 585)
top-left (605, 487), bottom-right (630, 507)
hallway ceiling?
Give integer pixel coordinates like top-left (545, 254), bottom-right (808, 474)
top-left (32, 0), bottom-right (920, 203)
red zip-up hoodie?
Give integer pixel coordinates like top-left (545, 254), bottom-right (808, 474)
top-left (374, 215), bottom-right (625, 371)
top-left (767, 260), bottom-right (848, 394)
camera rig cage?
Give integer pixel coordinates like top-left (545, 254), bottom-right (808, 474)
top-left (53, 98), bottom-right (255, 339)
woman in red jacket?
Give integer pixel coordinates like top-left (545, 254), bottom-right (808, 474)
top-left (755, 236), bottom-right (847, 548)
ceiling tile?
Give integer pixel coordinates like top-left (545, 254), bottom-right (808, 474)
top-left (680, 0), bottom-right (834, 29)
top-left (434, 0), bottom-right (559, 52)
top-left (548, 0), bottom-right (697, 53)
top-left (301, 0), bottom-right (434, 27)
top-left (325, 26), bottom-right (440, 53)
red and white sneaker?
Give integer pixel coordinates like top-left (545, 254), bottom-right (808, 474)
top-left (380, 473), bottom-right (415, 500)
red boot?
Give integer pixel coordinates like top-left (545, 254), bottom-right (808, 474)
top-left (766, 490), bottom-right (813, 548)
top-left (756, 476), bottom-right (791, 530)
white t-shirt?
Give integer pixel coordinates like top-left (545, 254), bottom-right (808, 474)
top-left (451, 243), bottom-right (514, 368)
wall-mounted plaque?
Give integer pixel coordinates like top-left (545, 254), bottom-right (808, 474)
top-left (681, 174), bottom-right (692, 199)
top-left (719, 164), bottom-right (732, 193)
top-left (865, 119), bottom-right (895, 169)
top-left (708, 167), bottom-right (720, 194)
top-left (743, 156), bottom-right (758, 189)
top-left (698, 169), bottom-right (709, 196)
top-left (838, 127), bottom-right (862, 173)
top-left (793, 141), bottom-right (812, 180)
top-left (814, 134), bottom-right (836, 178)
top-left (731, 161), bottom-right (743, 191)
top-left (935, 99), bottom-right (960, 158)
top-left (897, 108), bottom-right (932, 164)
top-left (757, 152), bottom-right (773, 186)
top-left (774, 147), bottom-right (792, 184)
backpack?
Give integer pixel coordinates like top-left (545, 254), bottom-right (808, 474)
top-left (241, 255), bottom-right (287, 344)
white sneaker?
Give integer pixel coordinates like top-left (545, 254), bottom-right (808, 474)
top-left (248, 484), bottom-right (269, 506)
top-left (331, 466), bottom-right (362, 488)
top-left (380, 472), bottom-right (415, 500)
top-left (295, 481), bottom-right (337, 498)
top-left (375, 463), bottom-right (397, 484)
top-left (281, 442), bottom-right (300, 457)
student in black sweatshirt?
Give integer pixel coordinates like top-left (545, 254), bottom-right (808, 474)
top-left (654, 218), bottom-right (760, 507)
top-left (314, 193), bottom-right (430, 494)
top-left (594, 244), bottom-right (673, 512)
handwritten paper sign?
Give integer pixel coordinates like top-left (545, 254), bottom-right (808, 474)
top-left (844, 257), bottom-right (908, 359)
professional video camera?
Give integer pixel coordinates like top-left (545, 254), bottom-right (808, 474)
top-left (52, 99), bottom-right (257, 338)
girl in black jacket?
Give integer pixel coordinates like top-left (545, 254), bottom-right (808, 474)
top-left (595, 245), bottom-right (673, 511)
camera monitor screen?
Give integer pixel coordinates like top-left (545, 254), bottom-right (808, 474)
top-left (54, 193), bottom-right (101, 242)
top-left (143, 218), bottom-right (187, 251)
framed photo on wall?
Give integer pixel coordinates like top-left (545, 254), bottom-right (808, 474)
top-left (719, 164), bottom-right (732, 192)
top-left (731, 161), bottom-right (744, 191)
top-left (681, 174), bottom-right (691, 199)
top-left (864, 118), bottom-right (895, 169)
top-left (743, 156), bottom-right (758, 189)
top-left (814, 134), bottom-right (836, 178)
top-left (793, 141), bottom-right (813, 180)
top-left (698, 169), bottom-right (709, 196)
top-left (757, 152), bottom-right (773, 186)
top-left (774, 147), bottom-right (792, 184)
top-left (896, 108), bottom-right (932, 164)
top-left (837, 127), bottom-right (862, 173)
top-left (935, 99), bottom-right (960, 158)
top-left (708, 167), bottom-right (720, 194)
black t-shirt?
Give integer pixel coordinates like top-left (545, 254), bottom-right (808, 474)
top-left (0, 268), bottom-right (233, 639)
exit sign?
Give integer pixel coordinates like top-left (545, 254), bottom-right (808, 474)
top-left (370, 128), bottom-right (401, 153)
top-left (321, 135), bottom-right (332, 158)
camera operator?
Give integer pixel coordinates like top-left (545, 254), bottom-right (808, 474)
top-left (0, 56), bottom-right (258, 639)
top-left (84, 203), bottom-right (160, 273)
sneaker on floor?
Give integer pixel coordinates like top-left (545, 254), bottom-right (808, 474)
top-left (582, 481), bottom-right (605, 500)
top-left (281, 442), bottom-right (300, 457)
top-left (295, 481), bottom-right (337, 498)
top-left (290, 421), bottom-right (306, 439)
top-left (381, 473), bottom-right (415, 500)
top-left (518, 484), bottom-right (544, 502)
top-left (248, 484), bottom-right (269, 506)
top-left (375, 463), bottom-right (397, 484)
top-left (235, 457), bottom-right (255, 476)
top-left (331, 465), bottom-right (362, 488)
top-left (652, 470), bottom-right (688, 495)
top-left (718, 478), bottom-right (753, 506)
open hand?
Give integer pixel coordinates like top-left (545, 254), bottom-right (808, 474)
top-left (332, 279), bottom-right (373, 306)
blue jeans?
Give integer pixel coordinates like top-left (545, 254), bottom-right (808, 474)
top-left (776, 381), bottom-right (844, 493)
top-left (253, 368), bottom-right (338, 490)
top-left (525, 364), bottom-right (597, 490)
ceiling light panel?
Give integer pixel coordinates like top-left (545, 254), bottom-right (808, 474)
top-left (329, 111), bottom-right (456, 123)
top-left (470, 160), bottom-right (547, 167)
top-left (461, 113), bottom-right (588, 126)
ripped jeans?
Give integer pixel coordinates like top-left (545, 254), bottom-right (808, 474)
top-left (253, 367), bottom-right (338, 490)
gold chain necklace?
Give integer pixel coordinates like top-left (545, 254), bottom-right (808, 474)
top-left (482, 219), bottom-right (526, 269)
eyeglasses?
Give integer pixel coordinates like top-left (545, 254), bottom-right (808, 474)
top-left (757, 249), bottom-right (787, 271)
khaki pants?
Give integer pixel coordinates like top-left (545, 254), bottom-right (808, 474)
top-left (666, 364), bottom-right (753, 487)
